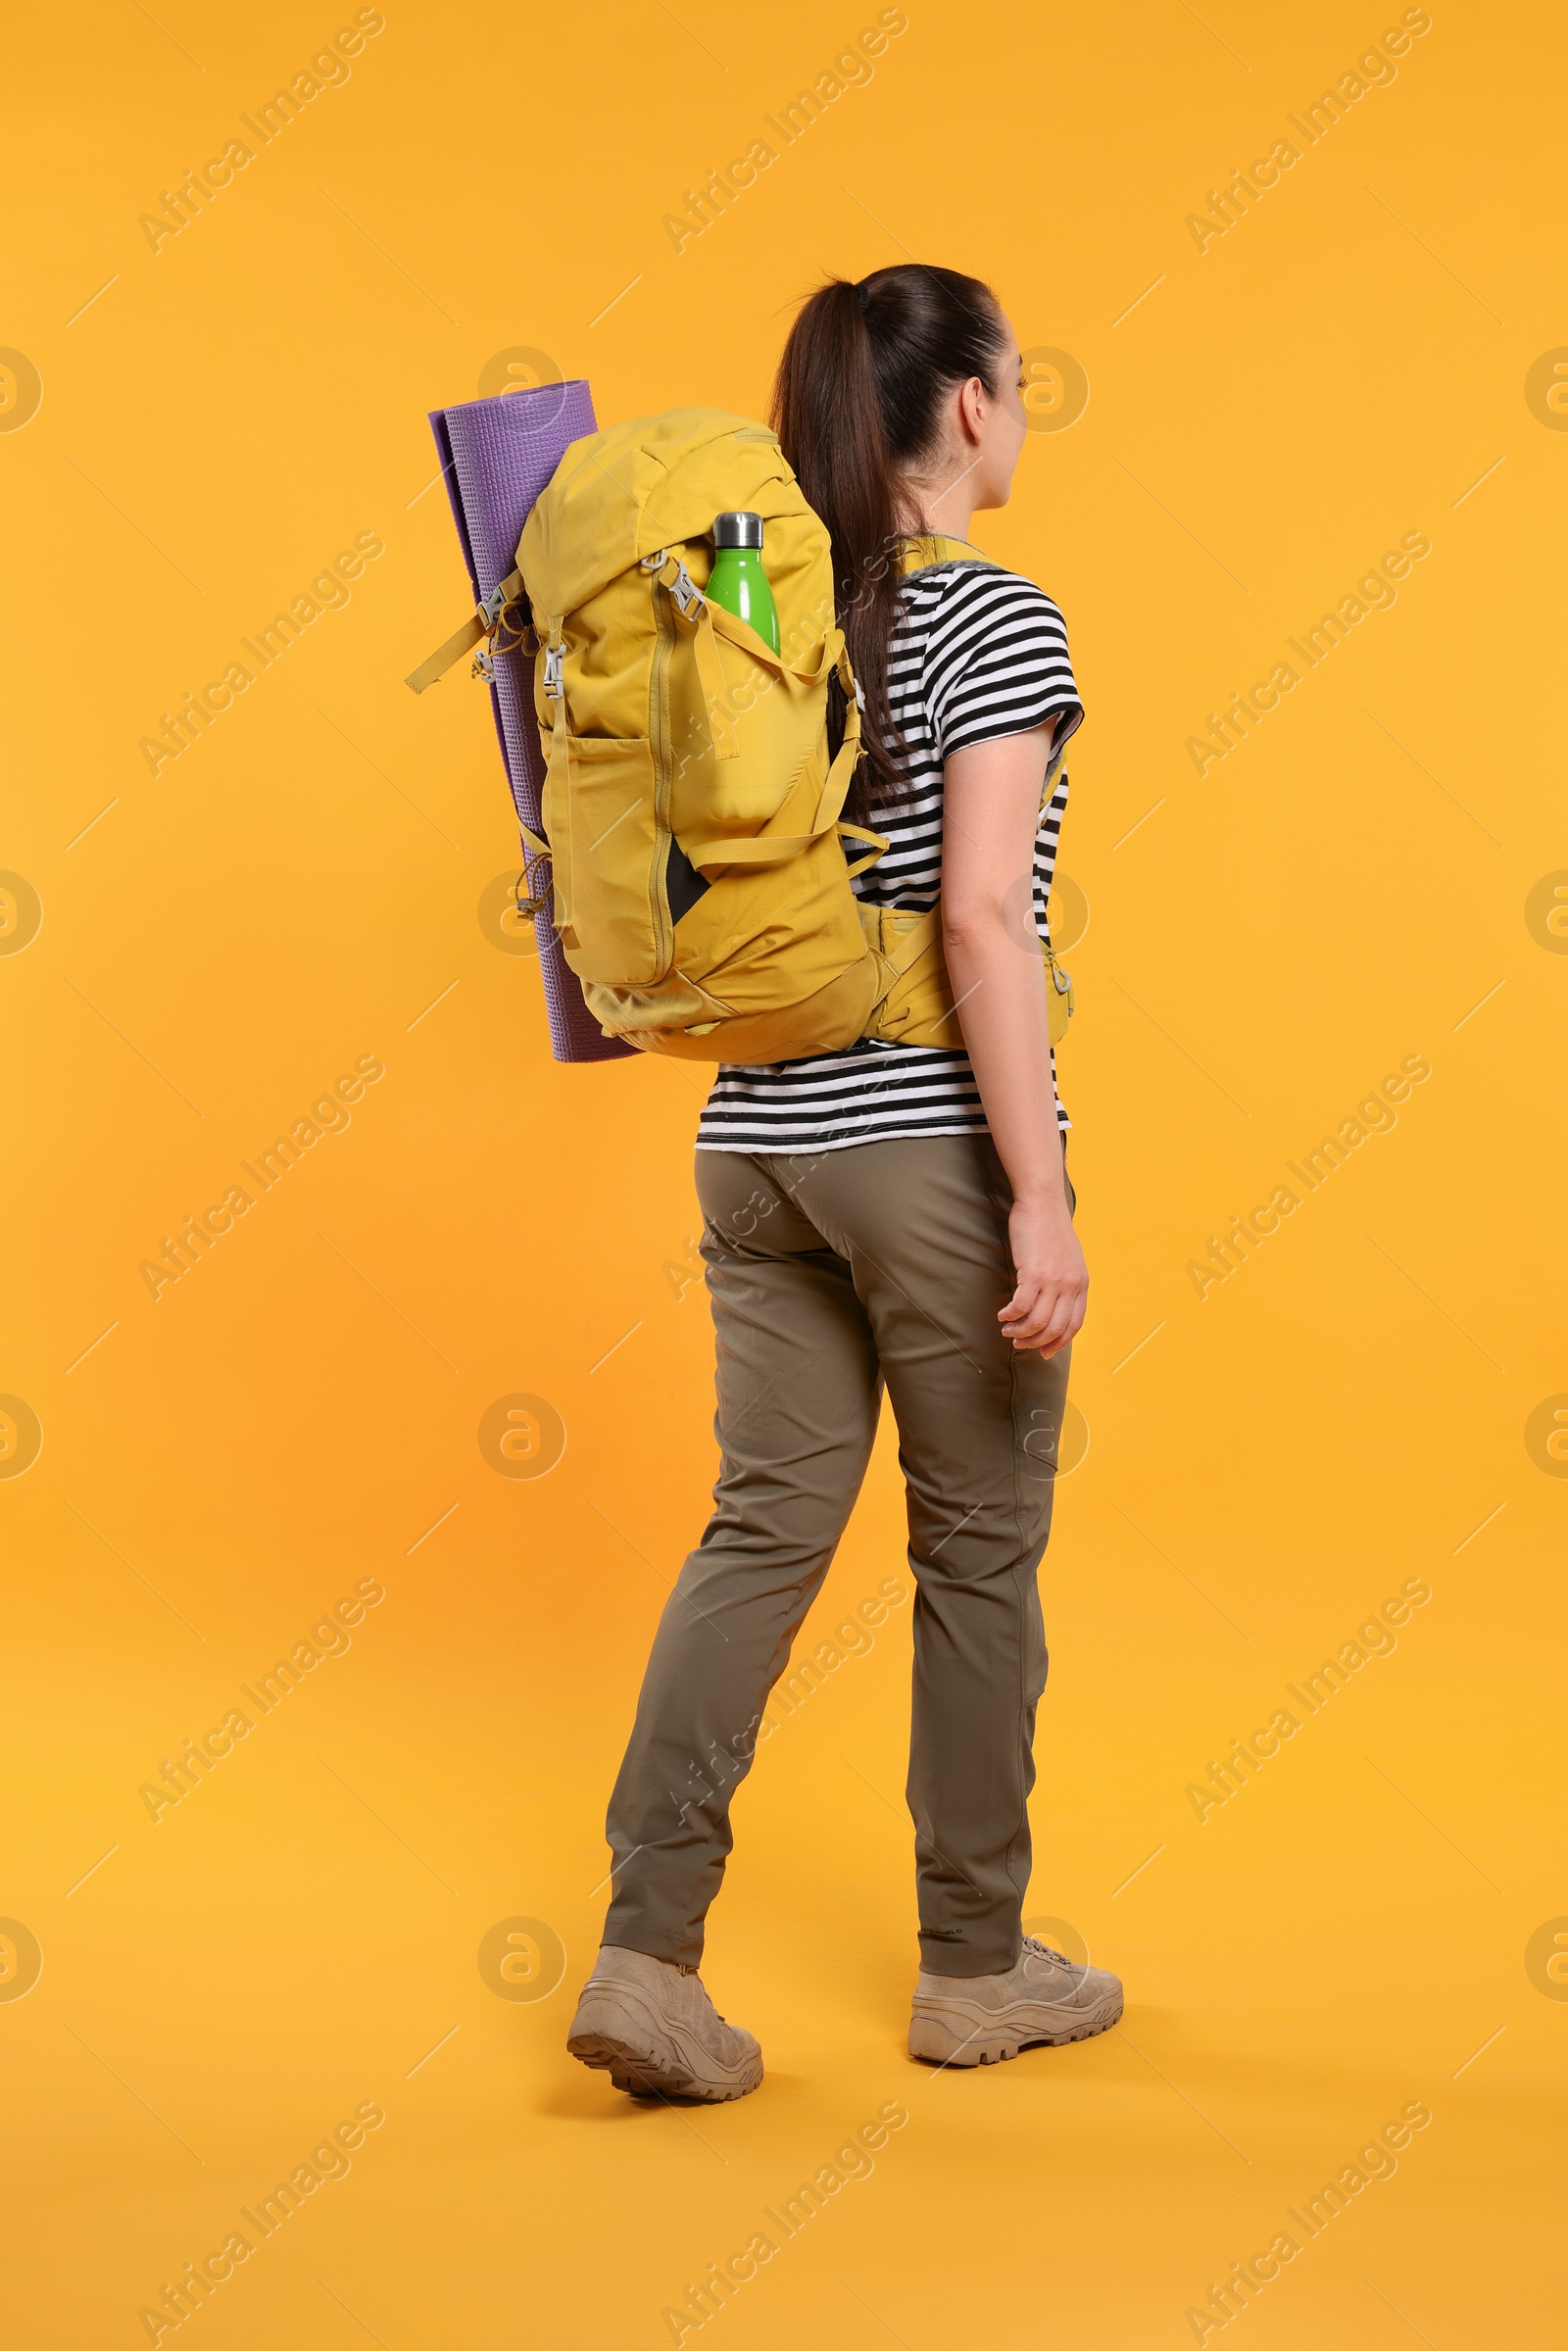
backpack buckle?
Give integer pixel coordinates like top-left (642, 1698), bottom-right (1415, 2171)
top-left (643, 549), bottom-right (704, 618)
top-left (515, 848), bottom-right (553, 917)
top-left (542, 644), bottom-right (564, 699)
top-left (473, 580), bottom-right (533, 678)
top-left (666, 560), bottom-right (704, 618)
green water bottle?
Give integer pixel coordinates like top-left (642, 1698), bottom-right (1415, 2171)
top-left (706, 511), bottom-right (780, 653)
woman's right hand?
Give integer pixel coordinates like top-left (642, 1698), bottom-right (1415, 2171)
top-left (1001, 1191), bottom-right (1087, 1356)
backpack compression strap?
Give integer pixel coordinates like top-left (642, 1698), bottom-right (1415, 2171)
top-left (648, 553), bottom-right (739, 761)
top-left (405, 569), bottom-right (530, 694)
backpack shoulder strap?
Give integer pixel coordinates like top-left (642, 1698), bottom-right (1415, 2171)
top-left (897, 534), bottom-right (997, 575)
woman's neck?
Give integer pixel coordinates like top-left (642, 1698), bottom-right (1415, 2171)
top-left (897, 454), bottom-right (983, 545)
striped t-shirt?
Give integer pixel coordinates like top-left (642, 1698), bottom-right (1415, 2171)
top-left (696, 560), bottom-right (1083, 1153)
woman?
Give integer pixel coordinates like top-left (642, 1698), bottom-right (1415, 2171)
top-left (566, 265), bottom-right (1122, 2099)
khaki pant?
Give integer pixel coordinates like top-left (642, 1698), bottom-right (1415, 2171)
top-left (604, 1133), bottom-right (1075, 1978)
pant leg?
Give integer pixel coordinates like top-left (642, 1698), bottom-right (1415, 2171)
top-left (766, 1135), bottom-right (1073, 1977)
top-left (602, 1149), bottom-right (883, 1967)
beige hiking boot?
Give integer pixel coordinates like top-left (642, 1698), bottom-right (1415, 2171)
top-left (908, 1935), bottom-right (1123, 2066)
top-left (566, 1945), bottom-right (763, 2102)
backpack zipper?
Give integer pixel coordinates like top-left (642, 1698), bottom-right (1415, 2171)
top-left (648, 562), bottom-right (676, 975)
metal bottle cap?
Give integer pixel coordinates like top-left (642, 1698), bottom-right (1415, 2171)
top-left (712, 510), bottom-right (763, 549)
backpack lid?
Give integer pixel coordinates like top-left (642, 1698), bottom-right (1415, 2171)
top-left (518, 408), bottom-right (800, 620)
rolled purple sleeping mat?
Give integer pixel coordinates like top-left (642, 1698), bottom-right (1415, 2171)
top-left (429, 377), bottom-right (635, 1063)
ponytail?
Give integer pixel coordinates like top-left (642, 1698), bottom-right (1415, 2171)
top-left (770, 265), bottom-right (1009, 818)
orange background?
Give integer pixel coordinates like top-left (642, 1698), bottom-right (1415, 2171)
top-left (3, 1), bottom-right (1565, 2344)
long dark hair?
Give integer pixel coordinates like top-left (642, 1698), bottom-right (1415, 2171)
top-left (771, 265), bottom-right (1010, 819)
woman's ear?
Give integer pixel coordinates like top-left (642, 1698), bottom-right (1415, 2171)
top-left (956, 374), bottom-right (988, 445)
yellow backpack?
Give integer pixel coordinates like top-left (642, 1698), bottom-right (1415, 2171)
top-left (477, 408), bottom-right (1072, 1063)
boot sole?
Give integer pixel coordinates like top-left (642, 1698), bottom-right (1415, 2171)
top-left (567, 2026), bottom-right (762, 2103)
top-left (907, 1989), bottom-right (1123, 2067)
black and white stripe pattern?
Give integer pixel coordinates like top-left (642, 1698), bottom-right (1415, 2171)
top-left (697, 562), bottom-right (1083, 1153)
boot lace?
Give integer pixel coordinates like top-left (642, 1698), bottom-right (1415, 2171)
top-left (1022, 1935), bottom-right (1081, 1969)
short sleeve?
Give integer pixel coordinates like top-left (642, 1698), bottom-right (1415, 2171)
top-left (922, 566), bottom-right (1083, 764)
